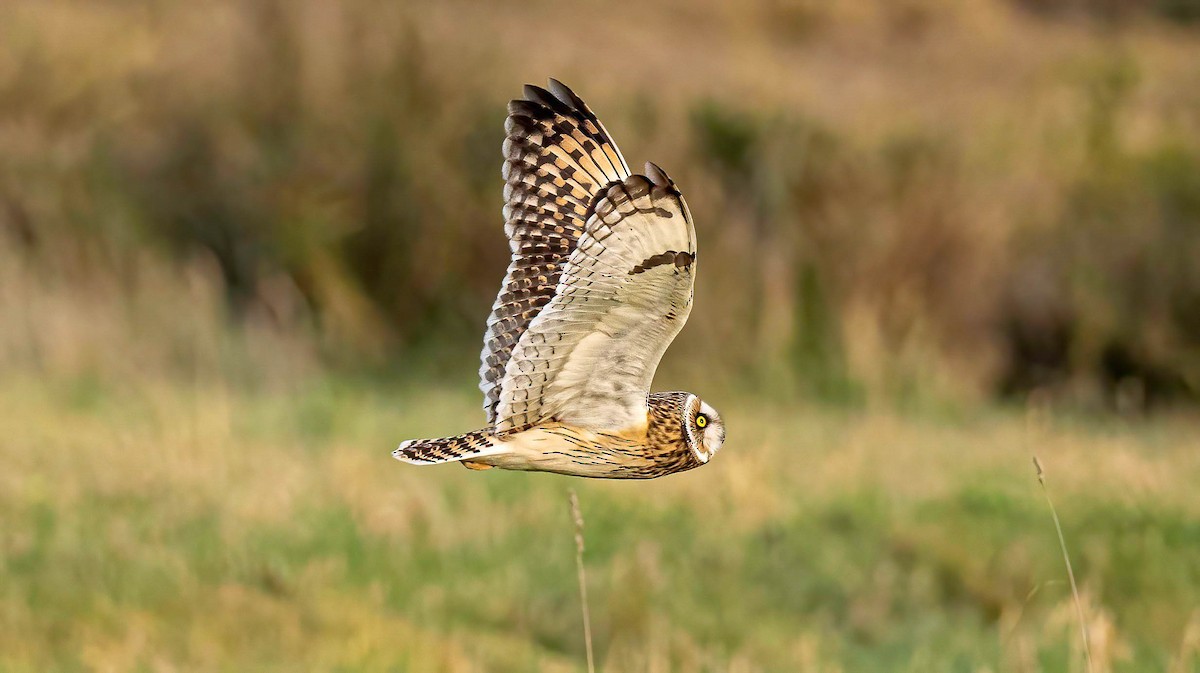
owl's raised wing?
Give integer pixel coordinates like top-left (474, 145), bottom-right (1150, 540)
top-left (479, 80), bottom-right (630, 425)
top-left (493, 167), bottom-right (696, 435)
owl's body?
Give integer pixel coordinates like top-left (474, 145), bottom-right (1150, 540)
top-left (399, 392), bottom-right (723, 479)
top-left (394, 80), bottom-right (725, 479)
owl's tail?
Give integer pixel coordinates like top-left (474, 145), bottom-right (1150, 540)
top-left (392, 428), bottom-right (504, 468)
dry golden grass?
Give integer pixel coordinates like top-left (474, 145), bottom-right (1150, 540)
top-left (4, 366), bottom-right (1199, 669)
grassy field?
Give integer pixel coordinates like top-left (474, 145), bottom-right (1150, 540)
top-left (3, 361), bottom-right (1199, 671)
top-left (5, 1), bottom-right (1200, 670)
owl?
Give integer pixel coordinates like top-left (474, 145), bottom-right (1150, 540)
top-left (393, 79), bottom-right (725, 479)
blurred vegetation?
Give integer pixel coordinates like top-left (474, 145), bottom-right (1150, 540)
top-left (4, 0), bottom-right (1200, 409)
top-left (3, 0), bottom-right (1200, 670)
top-left (1011, 0), bottom-right (1200, 24)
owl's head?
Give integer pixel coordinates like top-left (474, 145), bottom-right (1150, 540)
top-left (683, 394), bottom-right (725, 463)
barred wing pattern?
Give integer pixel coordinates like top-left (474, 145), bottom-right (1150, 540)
top-left (493, 168), bottom-right (696, 435)
top-left (479, 81), bottom-right (630, 426)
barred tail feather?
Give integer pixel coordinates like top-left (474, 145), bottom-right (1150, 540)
top-left (392, 429), bottom-right (502, 465)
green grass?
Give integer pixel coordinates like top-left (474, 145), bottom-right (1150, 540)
top-left (3, 371), bottom-right (1199, 671)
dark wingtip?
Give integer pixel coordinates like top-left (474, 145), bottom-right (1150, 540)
top-left (645, 161), bottom-right (672, 187)
top-left (522, 84), bottom-right (550, 104)
top-left (508, 98), bottom-right (548, 118)
top-left (523, 83), bottom-right (572, 115)
top-left (547, 78), bottom-right (587, 111)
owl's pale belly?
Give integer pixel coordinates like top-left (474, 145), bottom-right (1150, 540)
top-left (472, 425), bottom-right (698, 480)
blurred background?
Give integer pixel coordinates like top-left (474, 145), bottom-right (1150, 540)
top-left (2, 0), bottom-right (1199, 670)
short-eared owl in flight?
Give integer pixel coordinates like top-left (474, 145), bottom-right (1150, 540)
top-left (393, 80), bottom-right (725, 479)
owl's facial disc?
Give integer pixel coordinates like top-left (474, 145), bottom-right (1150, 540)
top-left (685, 396), bottom-right (725, 463)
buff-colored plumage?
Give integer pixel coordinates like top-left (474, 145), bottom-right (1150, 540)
top-left (393, 80), bottom-right (725, 479)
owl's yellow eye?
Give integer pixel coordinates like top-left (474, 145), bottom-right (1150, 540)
top-left (696, 414), bottom-right (708, 428)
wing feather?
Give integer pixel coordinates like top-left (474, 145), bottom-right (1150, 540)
top-left (494, 170), bottom-right (697, 435)
top-left (480, 80), bottom-right (631, 425)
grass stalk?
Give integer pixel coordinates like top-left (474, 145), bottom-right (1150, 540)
top-left (1033, 455), bottom-right (1094, 673)
top-left (568, 489), bottom-right (596, 673)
